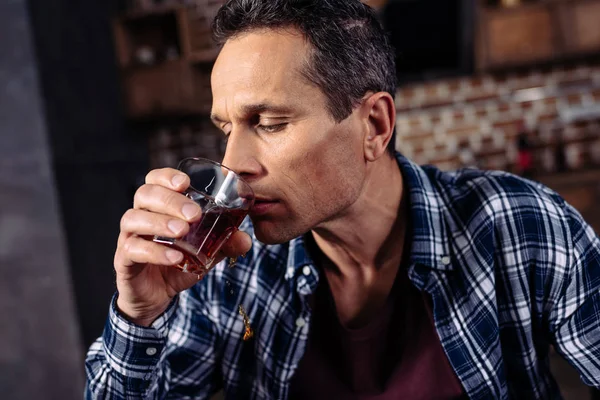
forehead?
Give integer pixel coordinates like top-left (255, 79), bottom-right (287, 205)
top-left (211, 29), bottom-right (316, 108)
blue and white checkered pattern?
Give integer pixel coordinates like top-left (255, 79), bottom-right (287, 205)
top-left (86, 154), bottom-right (600, 399)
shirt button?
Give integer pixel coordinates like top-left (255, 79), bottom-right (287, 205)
top-left (146, 347), bottom-right (158, 356)
top-left (295, 317), bottom-right (306, 328)
top-left (302, 266), bottom-right (311, 276)
top-left (441, 256), bottom-right (451, 265)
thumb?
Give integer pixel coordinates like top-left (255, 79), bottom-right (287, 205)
top-left (219, 230), bottom-right (252, 258)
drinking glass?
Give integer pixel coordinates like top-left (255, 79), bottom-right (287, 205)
top-left (153, 158), bottom-right (254, 276)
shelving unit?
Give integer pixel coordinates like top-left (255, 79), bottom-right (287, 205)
top-left (112, 3), bottom-right (225, 119)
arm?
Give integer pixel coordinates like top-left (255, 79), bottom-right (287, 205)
top-left (85, 290), bottom-right (222, 399)
top-left (550, 203), bottom-right (600, 388)
top-left (85, 167), bottom-right (250, 399)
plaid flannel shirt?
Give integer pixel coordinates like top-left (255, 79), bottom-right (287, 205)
top-left (86, 154), bottom-right (600, 399)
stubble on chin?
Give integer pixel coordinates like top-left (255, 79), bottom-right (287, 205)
top-left (250, 217), bottom-right (312, 245)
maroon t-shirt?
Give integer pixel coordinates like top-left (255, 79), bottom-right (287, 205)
top-left (288, 252), bottom-right (466, 399)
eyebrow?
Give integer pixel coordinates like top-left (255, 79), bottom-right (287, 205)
top-left (210, 103), bottom-right (294, 124)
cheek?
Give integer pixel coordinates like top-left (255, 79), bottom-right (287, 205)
top-left (290, 137), bottom-right (335, 190)
top-left (313, 125), bottom-right (364, 180)
top-left (294, 130), bottom-right (364, 206)
top-left (258, 120), bottom-right (364, 208)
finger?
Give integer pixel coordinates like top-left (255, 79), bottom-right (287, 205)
top-left (120, 209), bottom-right (189, 238)
top-left (117, 231), bottom-right (127, 249)
top-left (116, 236), bottom-right (184, 269)
top-left (133, 184), bottom-right (202, 223)
top-left (218, 230), bottom-right (253, 258)
top-left (145, 168), bottom-right (190, 193)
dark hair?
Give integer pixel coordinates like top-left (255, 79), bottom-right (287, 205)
top-left (212, 0), bottom-right (398, 154)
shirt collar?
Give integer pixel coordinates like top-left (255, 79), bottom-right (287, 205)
top-left (286, 153), bottom-right (454, 273)
top-left (286, 234), bottom-right (315, 278)
top-left (397, 153), bottom-right (454, 271)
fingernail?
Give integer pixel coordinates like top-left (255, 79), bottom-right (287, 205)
top-left (182, 203), bottom-right (200, 220)
top-left (166, 249), bottom-right (183, 263)
top-left (172, 174), bottom-right (186, 187)
top-left (168, 219), bottom-right (187, 235)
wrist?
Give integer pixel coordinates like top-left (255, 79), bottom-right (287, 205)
top-left (116, 297), bottom-right (171, 327)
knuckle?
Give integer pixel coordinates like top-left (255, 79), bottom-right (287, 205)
top-left (162, 191), bottom-right (181, 210)
top-left (133, 186), bottom-right (145, 207)
top-left (114, 250), bottom-right (122, 268)
top-left (134, 181), bottom-right (182, 215)
top-left (162, 167), bottom-right (178, 176)
top-left (146, 168), bottom-right (174, 185)
top-left (120, 209), bottom-right (134, 230)
top-left (122, 236), bottom-right (135, 253)
top-left (134, 184), bottom-right (156, 207)
top-left (143, 183), bottom-right (157, 197)
top-left (144, 169), bottom-right (160, 184)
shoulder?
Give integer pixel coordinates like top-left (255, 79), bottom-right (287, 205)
top-left (399, 155), bottom-right (567, 220)
top-left (423, 165), bottom-right (569, 226)
top-left (424, 164), bottom-right (562, 202)
top-left (414, 164), bottom-right (577, 267)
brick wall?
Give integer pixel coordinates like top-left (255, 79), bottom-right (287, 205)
top-left (149, 61), bottom-right (600, 174)
top-left (395, 62), bottom-right (600, 173)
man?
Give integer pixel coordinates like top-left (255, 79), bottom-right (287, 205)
top-left (86, 0), bottom-right (600, 398)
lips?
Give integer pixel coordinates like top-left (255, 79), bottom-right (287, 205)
top-left (250, 197), bottom-right (280, 216)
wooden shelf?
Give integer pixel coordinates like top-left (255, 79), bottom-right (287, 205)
top-left (476, 0), bottom-right (600, 71)
top-left (113, 5), bottom-right (222, 119)
top-left (120, 59), bottom-right (213, 118)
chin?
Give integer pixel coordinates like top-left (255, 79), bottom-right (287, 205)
top-left (250, 218), bottom-right (309, 245)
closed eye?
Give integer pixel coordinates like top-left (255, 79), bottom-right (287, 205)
top-left (257, 123), bottom-right (288, 133)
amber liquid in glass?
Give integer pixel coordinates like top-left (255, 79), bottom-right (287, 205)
top-left (155, 195), bottom-right (247, 275)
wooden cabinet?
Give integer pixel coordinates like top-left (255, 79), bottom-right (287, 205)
top-left (477, 0), bottom-right (600, 71)
top-left (484, 5), bottom-right (556, 67)
top-left (121, 60), bottom-right (211, 118)
top-left (113, 4), bottom-right (223, 119)
top-left (560, 0), bottom-right (600, 55)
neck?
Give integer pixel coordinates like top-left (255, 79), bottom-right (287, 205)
top-left (311, 154), bottom-right (407, 278)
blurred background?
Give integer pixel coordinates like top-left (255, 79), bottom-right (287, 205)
top-left (1, 0), bottom-right (599, 398)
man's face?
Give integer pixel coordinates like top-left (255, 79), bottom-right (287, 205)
top-left (211, 29), bottom-right (368, 244)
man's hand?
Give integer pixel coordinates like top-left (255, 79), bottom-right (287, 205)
top-left (114, 168), bottom-right (252, 327)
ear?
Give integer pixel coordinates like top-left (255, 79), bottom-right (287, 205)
top-left (361, 92), bottom-right (396, 162)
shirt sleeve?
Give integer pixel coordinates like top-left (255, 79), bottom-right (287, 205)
top-left (85, 289), bottom-right (222, 399)
top-left (551, 203), bottom-right (600, 388)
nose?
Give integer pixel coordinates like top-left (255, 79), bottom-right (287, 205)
top-left (221, 128), bottom-right (262, 181)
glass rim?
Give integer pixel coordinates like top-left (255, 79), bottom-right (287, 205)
top-left (177, 157), bottom-right (254, 196)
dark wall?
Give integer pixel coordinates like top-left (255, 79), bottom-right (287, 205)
top-left (382, 0), bottom-right (474, 83)
top-left (0, 0), bottom-right (84, 397)
top-left (27, 0), bottom-right (150, 347)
